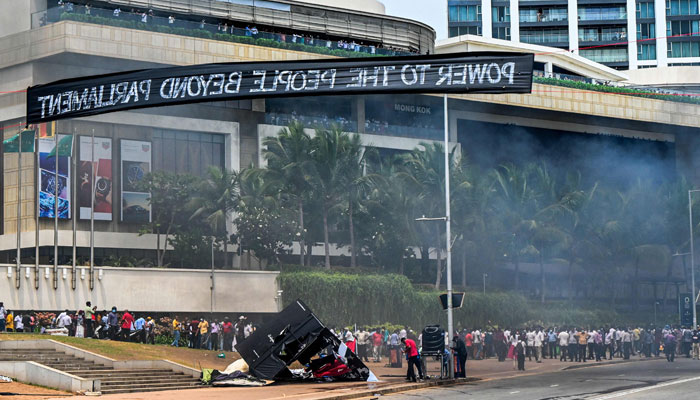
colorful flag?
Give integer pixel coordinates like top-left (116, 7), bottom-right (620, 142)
top-left (47, 134), bottom-right (73, 158)
top-left (3, 129), bottom-right (35, 153)
top-left (35, 122), bottom-right (56, 139)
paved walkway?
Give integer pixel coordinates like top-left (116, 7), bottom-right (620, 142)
top-left (45, 355), bottom-right (661, 400)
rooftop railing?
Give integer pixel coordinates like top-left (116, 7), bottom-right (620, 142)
top-left (32, 4), bottom-right (417, 58)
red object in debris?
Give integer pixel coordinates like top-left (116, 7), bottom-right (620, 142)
top-left (313, 359), bottom-right (351, 378)
top-left (346, 340), bottom-right (356, 353)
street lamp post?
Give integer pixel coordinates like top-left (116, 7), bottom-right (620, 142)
top-left (688, 190), bottom-right (700, 328)
top-left (483, 274), bottom-right (487, 294)
top-left (654, 301), bottom-right (660, 327)
top-left (412, 95), bottom-right (454, 379)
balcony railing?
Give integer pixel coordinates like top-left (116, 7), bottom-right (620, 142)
top-left (521, 33), bottom-right (570, 44)
top-left (33, 5), bottom-right (417, 58)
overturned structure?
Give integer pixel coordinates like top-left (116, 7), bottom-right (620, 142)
top-left (236, 300), bottom-right (373, 381)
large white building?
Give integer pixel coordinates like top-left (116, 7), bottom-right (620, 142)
top-left (447, 0), bottom-right (700, 70)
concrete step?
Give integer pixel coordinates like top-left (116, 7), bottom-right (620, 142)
top-left (0, 356), bottom-right (84, 362)
top-left (66, 369), bottom-right (176, 377)
top-left (100, 383), bottom-right (202, 394)
top-left (43, 363), bottom-right (103, 370)
top-left (101, 377), bottom-right (200, 386)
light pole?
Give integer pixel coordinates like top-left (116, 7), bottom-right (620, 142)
top-left (483, 274), bottom-right (488, 294)
top-left (654, 301), bottom-right (660, 327)
top-left (688, 190), bottom-right (700, 328)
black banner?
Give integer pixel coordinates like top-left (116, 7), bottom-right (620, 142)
top-left (27, 52), bottom-right (534, 123)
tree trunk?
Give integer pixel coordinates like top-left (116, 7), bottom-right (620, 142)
top-left (461, 248), bottom-right (467, 288)
top-left (349, 198), bottom-right (356, 268)
top-left (540, 254), bottom-right (545, 304)
top-left (421, 245), bottom-right (430, 272)
top-left (298, 198), bottom-right (305, 267)
top-left (514, 257), bottom-right (520, 291)
top-left (399, 256), bottom-right (405, 275)
top-left (156, 231), bottom-right (162, 267)
top-left (322, 202), bottom-right (331, 269)
top-left (568, 259), bottom-right (574, 302)
top-left (306, 243), bottom-right (313, 267)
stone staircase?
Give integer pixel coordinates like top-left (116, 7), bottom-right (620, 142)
top-left (0, 348), bottom-right (202, 394)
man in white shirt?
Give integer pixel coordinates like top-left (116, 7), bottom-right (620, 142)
top-left (534, 329), bottom-right (544, 363)
top-left (15, 314), bottom-right (24, 332)
top-left (605, 330), bottom-right (614, 360)
top-left (0, 302), bottom-right (5, 332)
top-left (399, 328), bottom-right (407, 340)
top-left (526, 329), bottom-right (536, 361)
top-left (558, 329), bottom-right (570, 361)
top-left (473, 329), bottom-right (482, 360)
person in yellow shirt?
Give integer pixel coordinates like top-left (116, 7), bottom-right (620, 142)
top-left (6, 311), bottom-right (14, 332)
top-left (577, 329), bottom-right (589, 362)
top-left (171, 316), bottom-right (182, 347)
top-left (198, 318), bottom-right (209, 349)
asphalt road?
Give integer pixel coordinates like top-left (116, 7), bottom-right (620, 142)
top-left (385, 357), bottom-right (700, 400)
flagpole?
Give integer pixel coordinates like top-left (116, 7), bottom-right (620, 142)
top-left (71, 130), bottom-right (77, 290)
top-left (90, 129), bottom-right (95, 290)
top-left (53, 132), bottom-right (58, 290)
top-left (35, 129), bottom-right (40, 290)
top-left (16, 128), bottom-right (22, 289)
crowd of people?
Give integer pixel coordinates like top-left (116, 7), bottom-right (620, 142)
top-left (49, 1), bottom-right (415, 56)
top-left (0, 301), bottom-right (257, 352)
top-left (450, 325), bottom-right (700, 373)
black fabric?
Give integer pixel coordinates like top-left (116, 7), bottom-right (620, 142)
top-left (422, 325), bottom-right (445, 354)
top-left (27, 52), bottom-right (534, 123)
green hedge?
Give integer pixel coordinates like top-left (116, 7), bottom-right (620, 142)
top-left (534, 76), bottom-right (700, 106)
top-left (278, 270), bottom-right (662, 329)
top-left (59, 13), bottom-right (385, 58)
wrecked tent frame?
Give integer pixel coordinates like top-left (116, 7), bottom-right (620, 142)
top-left (236, 299), bottom-right (371, 381)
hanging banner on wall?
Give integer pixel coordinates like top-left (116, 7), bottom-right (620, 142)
top-left (26, 52), bottom-right (535, 123)
top-left (38, 136), bottom-right (71, 219)
top-left (120, 139), bottom-right (151, 223)
top-left (79, 136), bottom-right (113, 220)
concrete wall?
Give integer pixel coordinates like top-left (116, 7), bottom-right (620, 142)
top-left (0, 361), bottom-right (97, 393)
top-left (1, 265), bottom-right (280, 314)
top-left (294, 0), bottom-right (386, 14)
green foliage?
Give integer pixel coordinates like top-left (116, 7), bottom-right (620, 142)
top-left (278, 270), bottom-right (646, 328)
top-left (534, 76), bottom-right (700, 105)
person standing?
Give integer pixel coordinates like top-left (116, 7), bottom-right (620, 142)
top-left (526, 329), bottom-right (536, 362)
top-left (515, 336), bottom-right (526, 371)
top-left (577, 329), bottom-right (589, 362)
top-left (210, 320), bottom-right (220, 351)
top-left (146, 317), bottom-right (156, 344)
top-left (84, 302), bottom-right (96, 338)
top-left (622, 328), bottom-right (632, 360)
top-left (534, 328), bottom-right (544, 363)
top-left (120, 310), bottom-right (134, 342)
top-left (14, 314), bottom-right (24, 332)
top-left (494, 328), bottom-right (507, 362)
top-left (107, 307), bottom-right (118, 340)
top-left (558, 329), bottom-right (570, 362)
top-left (198, 318), bottom-right (209, 350)
top-left (372, 329), bottom-right (383, 362)
top-left (548, 329), bottom-right (557, 359)
top-left (171, 316), bottom-right (182, 347)
top-left (452, 334), bottom-right (467, 378)
top-left (682, 327), bottom-right (693, 358)
top-left (401, 337), bottom-right (424, 382)
top-left (222, 317), bottom-right (234, 351)
top-left (587, 329), bottom-right (596, 360)
top-left (134, 315), bottom-right (146, 343)
top-left (465, 330), bottom-right (473, 360)
top-left (569, 329), bottom-right (578, 362)
top-left (664, 330), bottom-right (677, 362)
top-left (0, 302), bottom-right (6, 332)
top-left (473, 328), bottom-right (483, 360)
top-left (692, 326), bottom-right (700, 360)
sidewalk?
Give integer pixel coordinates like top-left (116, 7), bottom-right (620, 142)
top-left (44, 354), bottom-right (663, 400)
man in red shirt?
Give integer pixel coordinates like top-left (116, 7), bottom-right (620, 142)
top-left (372, 329), bottom-right (383, 362)
top-left (465, 331), bottom-right (473, 360)
top-left (222, 317), bottom-right (234, 352)
top-left (119, 310), bottom-right (134, 341)
top-left (401, 337), bottom-right (424, 382)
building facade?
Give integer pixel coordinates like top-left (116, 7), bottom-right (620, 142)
top-left (448, 0), bottom-right (700, 69)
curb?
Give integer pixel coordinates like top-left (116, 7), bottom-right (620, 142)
top-left (562, 356), bottom-right (662, 371)
top-left (315, 377), bottom-right (480, 400)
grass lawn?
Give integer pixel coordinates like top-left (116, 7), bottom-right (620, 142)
top-left (0, 333), bottom-right (238, 371)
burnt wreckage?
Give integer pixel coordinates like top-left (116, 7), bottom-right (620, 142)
top-left (236, 300), bottom-right (374, 381)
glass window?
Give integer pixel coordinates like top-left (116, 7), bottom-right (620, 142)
top-left (492, 6), bottom-right (510, 22)
top-left (636, 2), bottom-right (655, 18)
top-left (668, 41), bottom-right (700, 57)
top-left (152, 130), bottom-right (225, 176)
top-left (578, 6), bottom-right (627, 21)
top-left (579, 47), bottom-right (628, 62)
top-left (666, 0), bottom-right (700, 15)
top-left (638, 43), bottom-right (657, 60)
top-left (449, 6), bottom-right (459, 22)
top-left (637, 23), bottom-right (656, 39)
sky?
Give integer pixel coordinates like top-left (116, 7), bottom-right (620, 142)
top-left (381, 0), bottom-right (448, 40)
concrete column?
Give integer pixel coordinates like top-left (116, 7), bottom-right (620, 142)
top-left (627, 0), bottom-right (638, 69)
top-left (355, 97), bottom-right (365, 133)
top-left (482, 0), bottom-right (493, 38)
top-left (544, 61), bottom-right (554, 77)
top-left (568, 1), bottom-right (579, 52)
top-left (510, 0), bottom-right (520, 42)
top-left (655, 0), bottom-right (668, 66)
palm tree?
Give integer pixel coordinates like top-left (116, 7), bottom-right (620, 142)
top-left (262, 121), bottom-right (313, 266)
top-left (309, 125), bottom-right (356, 269)
top-left (343, 134), bottom-right (367, 268)
top-left (190, 166), bottom-right (239, 268)
top-left (491, 163), bottom-right (539, 291)
top-left (399, 142), bottom-right (456, 289)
